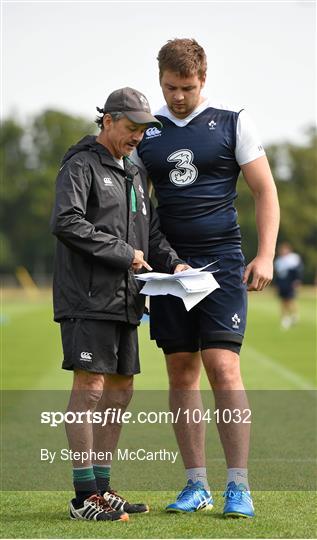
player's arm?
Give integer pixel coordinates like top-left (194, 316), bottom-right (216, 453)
top-left (241, 155), bottom-right (280, 291)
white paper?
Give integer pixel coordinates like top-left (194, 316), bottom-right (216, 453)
top-left (135, 262), bottom-right (218, 282)
top-left (136, 266), bottom-right (220, 311)
top-left (182, 289), bottom-right (215, 311)
top-left (176, 272), bottom-right (217, 292)
top-left (172, 261), bottom-right (219, 278)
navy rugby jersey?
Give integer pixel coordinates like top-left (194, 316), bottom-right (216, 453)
top-left (274, 252), bottom-right (303, 291)
top-left (137, 100), bottom-right (265, 257)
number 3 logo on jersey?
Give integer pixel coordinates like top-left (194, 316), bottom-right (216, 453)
top-left (167, 149), bottom-right (198, 186)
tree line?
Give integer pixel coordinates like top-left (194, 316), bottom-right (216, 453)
top-left (1, 110), bottom-right (316, 283)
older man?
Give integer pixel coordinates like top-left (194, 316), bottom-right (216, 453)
top-left (51, 87), bottom-right (186, 521)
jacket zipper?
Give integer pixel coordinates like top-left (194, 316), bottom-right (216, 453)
top-left (88, 264), bottom-right (94, 297)
top-left (125, 175), bottom-right (133, 321)
top-left (125, 176), bottom-right (133, 241)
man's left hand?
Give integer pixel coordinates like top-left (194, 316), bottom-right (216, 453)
top-left (243, 256), bottom-right (273, 291)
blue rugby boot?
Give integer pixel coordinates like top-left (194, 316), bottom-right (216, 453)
top-left (223, 481), bottom-right (255, 518)
top-left (166, 480), bottom-right (213, 513)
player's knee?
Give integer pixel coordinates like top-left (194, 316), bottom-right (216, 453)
top-left (211, 364), bottom-right (241, 388)
top-left (105, 390), bottom-right (133, 411)
top-left (71, 370), bottom-right (104, 408)
top-left (103, 374), bottom-right (134, 408)
top-left (166, 353), bottom-right (201, 389)
top-left (171, 377), bottom-right (199, 390)
top-left (73, 370), bottom-right (104, 389)
top-left (104, 373), bottom-right (133, 391)
top-left (168, 368), bottom-right (200, 389)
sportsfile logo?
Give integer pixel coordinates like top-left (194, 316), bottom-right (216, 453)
top-left (145, 127), bottom-right (161, 139)
top-left (80, 351), bottom-right (93, 362)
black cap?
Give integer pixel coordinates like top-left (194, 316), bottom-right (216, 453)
top-left (100, 87), bottom-right (162, 128)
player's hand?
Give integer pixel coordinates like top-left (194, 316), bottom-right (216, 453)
top-left (243, 255), bottom-right (273, 291)
top-left (132, 249), bottom-right (153, 272)
top-left (173, 264), bottom-right (191, 273)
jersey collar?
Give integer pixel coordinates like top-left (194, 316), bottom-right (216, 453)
top-left (155, 98), bottom-right (210, 127)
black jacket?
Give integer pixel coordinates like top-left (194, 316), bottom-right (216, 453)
top-left (51, 136), bottom-right (182, 324)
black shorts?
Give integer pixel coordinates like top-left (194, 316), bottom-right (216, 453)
top-left (60, 319), bottom-right (140, 375)
top-left (150, 252), bottom-right (247, 355)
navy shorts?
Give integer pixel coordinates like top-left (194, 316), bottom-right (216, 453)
top-left (60, 319), bottom-right (140, 375)
top-left (277, 285), bottom-right (296, 300)
top-left (150, 252), bottom-right (247, 355)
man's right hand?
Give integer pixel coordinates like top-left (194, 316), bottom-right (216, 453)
top-left (132, 250), bottom-right (153, 272)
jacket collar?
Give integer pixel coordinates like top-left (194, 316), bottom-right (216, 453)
top-left (94, 142), bottom-right (138, 178)
top-left (123, 156), bottom-right (139, 179)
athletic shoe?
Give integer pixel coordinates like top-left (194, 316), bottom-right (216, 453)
top-left (281, 316), bottom-right (292, 329)
top-left (103, 489), bottom-right (149, 514)
top-left (223, 481), bottom-right (255, 518)
top-left (165, 480), bottom-right (213, 513)
top-left (69, 494), bottom-right (129, 521)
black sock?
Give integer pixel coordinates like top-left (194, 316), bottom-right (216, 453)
top-left (93, 465), bottom-right (111, 495)
top-left (95, 476), bottom-right (110, 495)
top-left (73, 479), bottom-right (98, 506)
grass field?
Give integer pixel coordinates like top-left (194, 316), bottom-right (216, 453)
top-left (1, 287), bottom-right (316, 538)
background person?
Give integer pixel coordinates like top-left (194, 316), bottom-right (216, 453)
top-left (51, 87), bottom-right (186, 522)
top-left (135, 38), bottom-right (280, 518)
top-left (274, 242), bottom-right (303, 329)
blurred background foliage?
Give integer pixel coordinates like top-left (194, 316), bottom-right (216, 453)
top-left (0, 111), bottom-right (316, 282)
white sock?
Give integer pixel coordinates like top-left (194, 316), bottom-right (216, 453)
top-left (186, 467), bottom-right (209, 490)
top-left (227, 468), bottom-right (249, 490)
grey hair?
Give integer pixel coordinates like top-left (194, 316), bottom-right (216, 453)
top-left (95, 110), bottom-right (126, 130)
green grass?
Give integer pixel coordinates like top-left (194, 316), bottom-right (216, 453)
top-left (1, 288), bottom-right (316, 538)
top-left (1, 288), bottom-right (315, 391)
top-left (0, 490), bottom-right (316, 539)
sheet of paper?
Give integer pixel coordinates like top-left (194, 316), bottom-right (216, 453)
top-left (176, 272), bottom-right (218, 293)
top-left (141, 280), bottom-right (186, 297)
top-left (135, 261), bottom-right (218, 282)
top-left (139, 270), bottom-right (220, 310)
top-left (182, 289), bottom-right (214, 311)
top-left (172, 261), bottom-right (218, 278)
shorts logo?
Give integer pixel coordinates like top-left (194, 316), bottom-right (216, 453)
top-left (80, 351), bottom-right (93, 362)
top-left (145, 127), bottom-right (161, 139)
top-left (141, 201), bottom-right (147, 216)
top-left (231, 313), bottom-right (241, 329)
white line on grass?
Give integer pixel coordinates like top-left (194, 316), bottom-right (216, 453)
top-left (246, 345), bottom-right (316, 391)
top-left (207, 458), bottom-right (316, 462)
